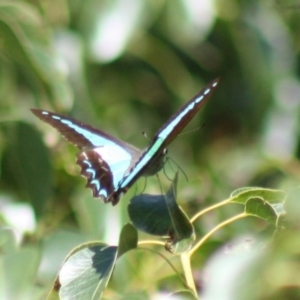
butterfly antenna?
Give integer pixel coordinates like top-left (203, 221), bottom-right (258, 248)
top-left (142, 131), bottom-right (150, 140)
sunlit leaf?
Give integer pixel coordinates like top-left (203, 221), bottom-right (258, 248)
top-left (230, 187), bottom-right (286, 204)
top-left (245, 197), bottom-right (278, 224)
top-left (81, 0), bottom-right (145, 63)
top-left (56, 243), bottom-right (117, 300)
top-left (202, 238), bottom-right (262, 300)
top-left (0, 227), bottom-right (18, 254)
top-left (166, 0), bottom-right (215, 44)
top-left (117, 291), bottom-right (149, 300)
top-left (0, 246), bottom-right (41, 300)
top-left (0, 2), bottom-right (72, 105)
top-left (167, 289), bottom-right (196, 299)
top-left (281, 187), bottom-right (300, 227)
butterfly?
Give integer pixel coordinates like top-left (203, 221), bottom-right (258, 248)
top-left (31, 78), bottom-right (219, 205)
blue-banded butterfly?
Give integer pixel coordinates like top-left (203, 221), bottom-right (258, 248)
top-left (31, 79), bottom-right (219, 205)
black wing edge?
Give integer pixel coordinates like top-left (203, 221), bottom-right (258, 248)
top-left (30, 108), bottom-right (143, 155)
top-left (31, 108), bottom-right (98, 149)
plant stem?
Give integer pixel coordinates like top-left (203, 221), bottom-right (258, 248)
top-left (189, 212), bottom-right (248, 257)
top-left (138, 240), bottom-right (165, 247)
top-left (190, 198), bottom-right (231, 223)
top-left (181, 252), bottom-right (198, 298)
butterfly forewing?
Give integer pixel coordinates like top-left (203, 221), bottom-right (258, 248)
top-left (31, 109), bottom-right (142, 204)
top-left (30, 109), bottom-right (140, 152)
top-left (155, 78), bottom-right (219, 147)
top-left (118, 78), bottom-right (220, 190)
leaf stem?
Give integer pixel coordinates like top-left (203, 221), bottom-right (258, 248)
top-left (190, 198), bottom-right (231, 223)
top-left (181, 252), bottom-right (198, 298)
top-left (138, 240), bottom-right (165, 247)
top-left (136, 245), bottom-right (187, 286)
top-left (189, 212), bottom-right (248, 257)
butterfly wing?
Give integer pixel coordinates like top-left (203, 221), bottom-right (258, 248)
top-left (154, 78), bottom-right (220, 148)
top-left (119, 78), bottom-right (220, 189)
top-left (31, 109), bottom-right (142, 204)
top-left (31, 79), bottom-right (219, 204)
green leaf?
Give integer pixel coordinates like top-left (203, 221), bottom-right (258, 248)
top-left (128, 193), bottom-right (171, 235)
top-left (0, 2), bottom-right (71, 105)
top-left (202, 239), bottom-right (261, 300)
top-left (168, 290), bottom-right (196, 299)
top-left (118, 223), bottom-right (138, 258)
top-left (0, 246), bottom-right (41, 299)
top-left (281, 187), bottom-right (300, 227)
top-left (128, 173), bottom-right (195, 255)
top-left (79, 0), bottom-right (145, 63)
top-left (117, 291), bottom-right (150, 300)
top-left (245, 197), bottom-right (278, 224)
top-left (1, 122), bottom-right (53, 217)
top-left (57, 243), bottom-right (118, 300)
top-left (230, 187), bottom-right (286, 204)
top-left (0, 227), bottom-right (18, 254)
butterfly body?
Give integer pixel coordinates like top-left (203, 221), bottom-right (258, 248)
top-left (31, 78), bottom-right (219, 205)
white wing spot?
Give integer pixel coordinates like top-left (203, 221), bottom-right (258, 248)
top-left (83, 159), bottom-right (92, 168)
top-left (204, 88), bottom-right (211, 95)
top-left (52, 115), bottom-right (61, 120)
top-left (196, 95), bottom-right (204, 103)
top-left (42, 111), bottom-right (49, 115)
top-left (61, 119), bottom-right (71, 124)
top-left (86, 168), bottom-right (96, 177)
top-left (90, 179), bottom-right (100, 191)
top-left (100, 190), bottom-right (108, 198)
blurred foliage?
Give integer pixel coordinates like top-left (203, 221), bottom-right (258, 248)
top-left (0, 0), bottom-right (300, 299)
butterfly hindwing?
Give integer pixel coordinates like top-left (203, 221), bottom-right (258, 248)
top-left (76, 149), bottom-right (115, 202)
